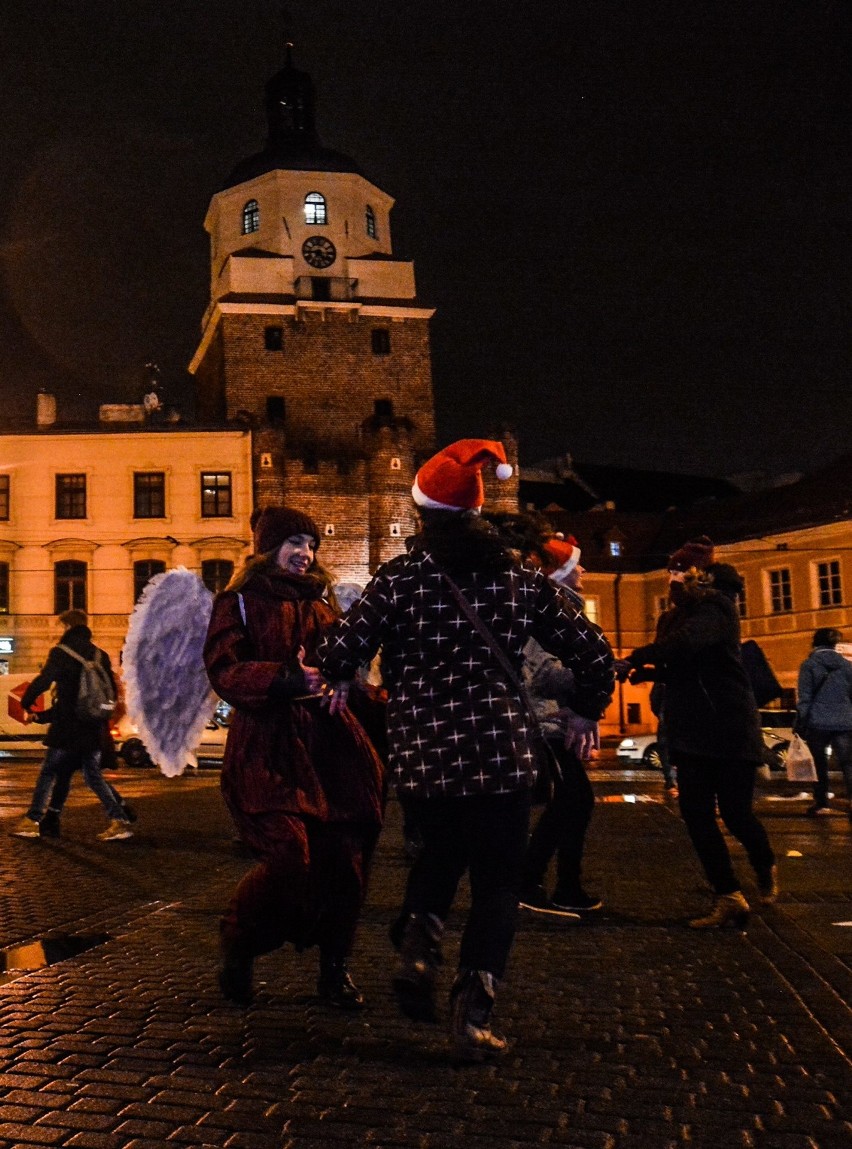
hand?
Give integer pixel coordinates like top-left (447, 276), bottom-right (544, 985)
top-left (296, 646), bottom-right (326, 695)
top-left (326, 681), bottom-right (351, 715)
top-left (21, 709), bottom-right (33, 726)
top-left (614, 659), bottom-right (632, 683)
top-left (564, 715), bottom-right (600, 760)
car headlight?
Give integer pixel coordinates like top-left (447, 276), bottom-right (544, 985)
top-left (618, 739), bottom-right (636, 750)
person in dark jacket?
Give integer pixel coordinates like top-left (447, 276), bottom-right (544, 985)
top-left (11, 610), bottom-right (133, 842)
top-left (620, 545), bottom-right (776, 928)
top-left (203, 506), bottom-right (384, 1010)
top-left (319, 439), bottom-right (614, 1061)
top-left (796, 627), bottom-right (852, 818)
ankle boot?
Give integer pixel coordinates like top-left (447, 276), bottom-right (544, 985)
top-left (450, 969), bottom-right (508, 1062)
top-left (317, 957), bottom-right (366, 1010)
top-left (688, 891), bottom-right (750, 930)
top-left (218, 939), bottom-right (254, 1006)
top-left (756, 863), bottom-right (779, 905)
top-left (391, 912), bottom-right (444, 1022)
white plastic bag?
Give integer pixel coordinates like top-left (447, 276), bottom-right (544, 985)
top-left (785, 734), bottom-right (817, 782)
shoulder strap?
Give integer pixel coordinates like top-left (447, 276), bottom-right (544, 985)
top-left (57, 643), bottom-right (87, 666)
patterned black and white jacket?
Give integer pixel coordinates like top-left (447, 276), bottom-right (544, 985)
top-left (318, 539), bottom-right (614, 799)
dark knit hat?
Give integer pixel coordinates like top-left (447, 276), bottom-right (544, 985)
top-left (668, 535), bottom-right (715, 572)
top-left (707, 562), bottom-right (744, 596)
top-left (251, 506), bottom-right (320, 555)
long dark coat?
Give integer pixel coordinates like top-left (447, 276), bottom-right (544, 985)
top-left (318, 537), bottom-right (614, 799)
top-left (628, 582), bottom-right (763, 764)
top-left (204, 568), bottom-right (384, 828)
top-left (20, 624), bottom-right (115, 754)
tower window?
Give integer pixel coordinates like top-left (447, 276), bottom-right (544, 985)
top-left (201, 472), bottom-right (232, 518)
top-left (390, 457), bottom-right (402, 471)
top-left (371, 328), bottom-right (391, 355)
top-left (0, 475), bottom-right (8, 520)
top-left (366, 205), bottom-right (377, 239)
top-left (264, 326), bottom-right (284, 351)
top-left (390, 523), bottom-right (401, 538)
top-left (303, 451), bottom-right (319, 475)
top-left (304, 192), bottom-right (328, 225)
top-left (201, 559), bottom-right (234, 595)
top-left (266, 396), bottom-right (286, 425)
top-left (324, 524), bottom-right (335, 537)
top-left (54, 560), bottom-right (87, 613)
top-left (134, 559), bottom-right (166, 603)
top-left (242, 199), bottom-right (260, 235)
top-left (56, 474), bottom-right (86, 519)
top-left (374, 398), bottom-right (393, 420)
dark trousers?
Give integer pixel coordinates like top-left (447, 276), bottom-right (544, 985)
top-left (676, 753), bottom-right (775, 896)
top-left (401, 789), bottom-right (532, 979)
top-left (222, 811), bottom-right (379, 963)
top-left (804, 729), bottom-right (852, 807)
top-left (522, 741), bottom-right (594, 896)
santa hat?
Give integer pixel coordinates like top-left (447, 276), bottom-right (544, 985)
top-left (412, 439), bottom-right (513, 512)
top-left (251, 505), bottom-right (321, 554)
top-left (668, 535), bottom-right (714, 572)
top-left (543, 535), bottom-right (581, 579)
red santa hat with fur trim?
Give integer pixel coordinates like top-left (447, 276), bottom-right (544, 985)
top-left (542, 535), bottom-right (581, 579)
top-left (412, 439), bottom-right (514, 511)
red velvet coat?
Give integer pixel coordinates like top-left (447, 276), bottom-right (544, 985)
top-left (204, 568), bottom-right (384, 827)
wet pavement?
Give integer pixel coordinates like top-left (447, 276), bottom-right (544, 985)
top-left (0, 759), bottom-right (849, 1148)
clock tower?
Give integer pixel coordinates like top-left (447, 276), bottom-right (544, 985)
top-left (189, 42), bottom-right (436, 580)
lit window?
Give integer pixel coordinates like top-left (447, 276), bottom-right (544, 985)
top-left (54, 561), bottom-right (86, 613)
top-left (201, 473), bottom-right (232, 518)
top-left (609, 540), bottom-right (622, 558)
top-left (134, 560), bottom-right (166, 603)
top-left (304, 192), bottom-right (328, 225)
top-left (242, 199), bottom-right (260, 234)
top-left (134, 472), bottom-right (165, 519)
top-left (56, 474), bottom-right (86, 520)
top-left (768, 568), bottom-right (793, 614)
top-left (738, 580), bottom-right (748, 618)
top-left (0, 476), bottom-right (8, 521)
top-left (201, 559), bottom-right (234, 595)
top-left (816, 560), bottom-right (842, 607)
top-left (584, 596), bottom-right (599, 625)
top-left (366, 205), bottom-right (377, 238)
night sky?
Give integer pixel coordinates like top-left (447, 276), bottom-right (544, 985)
top-left (1, 0), bottom-right (849, 479)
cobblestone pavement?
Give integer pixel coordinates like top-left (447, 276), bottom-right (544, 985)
top-left (0, 761), bottom-right (850, 1148)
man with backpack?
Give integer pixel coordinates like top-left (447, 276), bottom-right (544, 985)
top-left (10, 610), bottom-right (134, 842)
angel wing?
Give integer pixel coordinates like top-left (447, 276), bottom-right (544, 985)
top-left (122, 567), bottom-right (217, 777)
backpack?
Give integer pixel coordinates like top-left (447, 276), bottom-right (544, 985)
top-left (741, 639), bottom-right (782, 708)
top-left (57, 644), bottom-right (117, 722)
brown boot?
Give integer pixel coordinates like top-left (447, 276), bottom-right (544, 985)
top-left (449, 969), bottom-right (508, 1062)
top-left (688, 891), bottom-right (750, 930)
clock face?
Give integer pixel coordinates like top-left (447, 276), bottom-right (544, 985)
top-left (302, 236), bottom-right (337, 269)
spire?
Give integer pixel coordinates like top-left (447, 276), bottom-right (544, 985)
top-left (263, 21), bottom-right (320, 151)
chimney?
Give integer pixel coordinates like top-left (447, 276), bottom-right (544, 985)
top-left (37, 390), bottom-right (57, 429)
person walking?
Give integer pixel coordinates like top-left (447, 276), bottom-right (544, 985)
top-left (319, 440), bottom-right (614, 1061)
top-left (11, 610), bottom-right (133, 842)
top-left (203, 506), bottom-right (384, 1010)
top-left (796, 627), bottom-right (852, 818)
top-left (619, 544), bottom-right (777, 928)
top-left (514, 533), bottom-right (604, 916)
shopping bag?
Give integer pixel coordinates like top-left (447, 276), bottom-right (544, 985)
top-left (785, 733), bottom-right (817, 782)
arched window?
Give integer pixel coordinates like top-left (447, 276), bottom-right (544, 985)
top-left (304, 192), bottom-right (327, 225)
top-left (366, 205), bottom-right (377, 239)
top-left (201, 559), bottom-right (234, 596)
top-left (54, 561), bottom-right (87, 613)
top-left (242, 199), bottom-right (260, 235)
top-left (133, 560), bottom-right (166, 603)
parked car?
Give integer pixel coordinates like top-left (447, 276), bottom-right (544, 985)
top-left (110, 701), bottom-right (232, 769)
top-left (616, 734), bottom-right (661, 768)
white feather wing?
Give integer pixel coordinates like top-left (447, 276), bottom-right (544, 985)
top-left (122, 567), bottom-right (217, 777)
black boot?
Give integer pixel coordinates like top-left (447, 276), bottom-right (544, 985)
top-left (218, 942), bottom-right (253, 1006)
top-left (39, 810), bottom-right (61, 839)
top-left (449, 968), bottom-right (508, 1062)
top-left (391, 912), bottom-right (444, 1023)
top-left (317, 957), bottom-right (366, 1010)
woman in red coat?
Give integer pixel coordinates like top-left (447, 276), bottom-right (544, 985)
top-left (204, 506), bottom-right (384, 1009)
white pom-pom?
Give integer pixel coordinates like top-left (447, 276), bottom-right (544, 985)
top-left (495, 462), bottom-right (513, 481)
